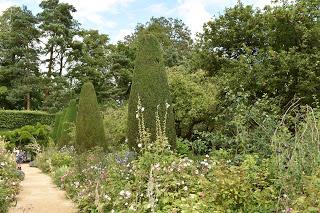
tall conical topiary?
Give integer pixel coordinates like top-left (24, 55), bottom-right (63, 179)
top-left (127, 33), bottom-right (176, 150)
top-left (75, 82), bottom-right (107, 152)
top-left (58, 99), bottom-right (77, 148)
top-left (55, 109), bottom-right (67, 143)
top-left (52, 112), bottom-right (62, 141)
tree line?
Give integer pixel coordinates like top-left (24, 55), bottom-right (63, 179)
top-left (0, 0), bottom-right (319, 128)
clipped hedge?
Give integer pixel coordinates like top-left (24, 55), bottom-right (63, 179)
top-left (0, 110), bottom-right (55, 129)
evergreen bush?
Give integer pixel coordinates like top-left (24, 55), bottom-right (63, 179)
top-left (127, 33), bottom-right (176, 150)
top-left (51, 112), bottom-right (62, 141)
top-left (55, 109), bottom-right (66, 143)
top-left (0, 110), bottom-right (54, 129)
top-left (75, 82), bottom-right (107, 152)
top-left (58, 99), bottom-right (77, 148)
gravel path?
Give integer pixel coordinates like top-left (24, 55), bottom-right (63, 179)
top-left (9, 164), bottom-right (78, 213)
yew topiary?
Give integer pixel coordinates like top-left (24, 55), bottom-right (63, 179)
top-left (75, 82), bottom-right (107, 152)
top-left (52, 112), bottom-right (62, 141)
top-left (58, 99), bottom-right (77, 148)
top-left (55, 109), bottom-right (66, 143)
top-left (127, 33), bottom-right (176, 150)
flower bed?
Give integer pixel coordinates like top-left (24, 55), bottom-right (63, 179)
top-left (0, 139), bottom-right (23, 213)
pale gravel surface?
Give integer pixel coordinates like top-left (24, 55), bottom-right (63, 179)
top-left (9, 164), bottom-right (78, 213)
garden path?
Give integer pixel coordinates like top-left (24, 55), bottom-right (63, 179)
top-left (9, 164), bottom-right (78, 213)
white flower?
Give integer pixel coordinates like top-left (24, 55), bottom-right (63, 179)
top-left (120, 190), bottom-right (131, 199)
top-left (0, 162), bottom-right (5, 166)
top-left (104, 194), bottom-right (111, 201)
top-left (129, 205), bottom-right (136, 211)
top-left (165, 102), bottom-right (170, 109)
top-left (111, 210), bottom-right (115, 213)
top-left (141, 107), bottom-right (145, 112)
top-left (138, 143), bottom-right (142, 148)
top-left (154, 163), bottom-right (161, 170)
top-left (135, 113), bottom-right (139, 119)
top-left (205, 154), bottom-right (209, 158)
top-left (125, 202), bottom-right (128, 206)
top-left (183, 186), bottom-right (188, 191)
top-left (125, 138), bottom-right (128, 143)
top-left (125, 191), bottom-right (131, 198)
top-left (74, 181), bottom-right (80, 188)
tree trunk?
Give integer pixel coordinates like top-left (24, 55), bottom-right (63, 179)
top-left (59, 54), bottom-right (64, 76)
top-left (48, 45), bottom-right (54, 78)
top-left (25, 93), bottom-right (31, 110)
top-left (44, 45), bottom-right (54, 101)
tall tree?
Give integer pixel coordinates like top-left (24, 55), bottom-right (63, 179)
top-left (38, 0), bottom-right (78, 99)
top-left (127, 34), bottom-right (176, 150)
top-left (68, 30), bottom-right (111, 102)
top-left (197, 0), bottom-right (320, 107)
top-left (0, 6), bottom-right (40, 110)
top-left (126, 17), bottom-right (193, 67)
top-left (107, 17), bottom-right (193, 103)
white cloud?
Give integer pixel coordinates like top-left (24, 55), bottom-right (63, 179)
top-left (0, 0), bottom-right (16, 14)
top-left (147, 3), bottom-right (169, 15)
top-left (176, 0), bottom-right (279, 37)
top-left (58, 0), bottom-right (135, 29)
top-left (114, 28), bottom-right (133, 42)
top-left (177, 0), bottom-right (214, 36)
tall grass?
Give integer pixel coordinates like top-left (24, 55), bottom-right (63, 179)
top-left (271, 105), bottom-right (320, 208)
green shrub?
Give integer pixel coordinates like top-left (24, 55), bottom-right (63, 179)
top-left (104, 104), bottom-right (127, 150)
top-left (75, 82), bottom-right (107, 152)
top-left (127, 33), bottom-right (176, 150)
top-left (51, 112), bottom-right (62, 141)
top-left (52, 165), bottom-right (69, 186)
top-left (0, 110), bottom-right (54, 130)
top-left (167, 66), bottom-right (217, 138)
top-left (3, 123), bottom-right (51, 150)
top-left (55, 109), bottom-right (67, 143)
top-left (58, 99), bottom-right (77, 148)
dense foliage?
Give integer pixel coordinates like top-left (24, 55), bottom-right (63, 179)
top-left (58, 99), bottom-right (77, 148)
top-left (36, 108), bottom-right (320, 212)
top-left (2, 123), bottom-right (50, 150)
top-left (128, 34), bottom-right (176, 150)
top-left (75, 82), bottom-right (106, 152)
top-left (0, 110), bottom-right (54, 130)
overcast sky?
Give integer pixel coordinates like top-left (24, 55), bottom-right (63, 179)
top-left (0, 0), bottom-right (273, 43)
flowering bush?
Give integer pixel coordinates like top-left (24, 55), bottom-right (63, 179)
top-left (35, 107), bottom-right (320, 212)
top-left (0, 139), bottom-right (22, 213)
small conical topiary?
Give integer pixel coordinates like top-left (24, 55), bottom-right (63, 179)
top-left (58, 99), bottom-right (77, 148)
top-left (127, 33), bottom-right (176, 150)
top-left (75, 82), bottom-right (107, 152)
top-left (52, 112), bottom-right (62, 141)
top-left (55, 109), bottom-right (67, 143)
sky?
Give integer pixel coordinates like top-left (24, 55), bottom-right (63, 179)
top-left (0, 0), bottom-right (273, 43)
